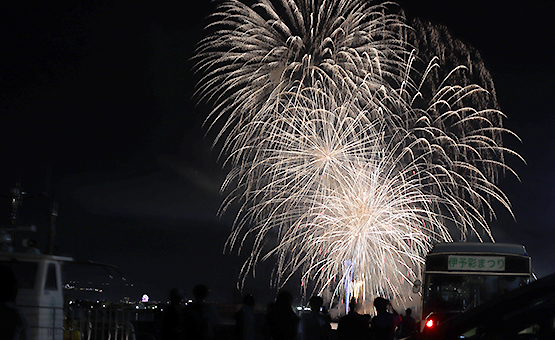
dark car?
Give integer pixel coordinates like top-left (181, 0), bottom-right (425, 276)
top-left (422, 272), bottom-right (555, 339)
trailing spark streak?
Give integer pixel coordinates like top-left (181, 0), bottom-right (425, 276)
top-left (193, 0), bottom-right (521, 304)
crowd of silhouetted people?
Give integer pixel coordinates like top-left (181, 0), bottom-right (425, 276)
top-left (160, 285), bottom-right (417, 340)
top-left (336, 296), bottom-right (415, 340)
top-left (161, 284), bottom-right (219, 340)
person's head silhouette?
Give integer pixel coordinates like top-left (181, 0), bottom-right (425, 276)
top-left (0, 265), bottom-right (18, 303)
top-left (275, 290), bottom-right (293, 309)
top-left (193, 284), bottom-right (209, 302)
top-left (309, 295), bottom-right (323, 312)
top-left (373, 297), bottom-right (389, 314)
top-left (243, 294), bottom-right (255, 308)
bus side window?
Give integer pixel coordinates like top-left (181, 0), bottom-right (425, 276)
top-left (45, 263), bottom-right (58, 290)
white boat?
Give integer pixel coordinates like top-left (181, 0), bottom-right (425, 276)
top-left (0, 183), bottom-right (144, 340)
top-left (0, 248), bottom-right (72, 340)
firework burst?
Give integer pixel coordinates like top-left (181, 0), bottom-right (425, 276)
top-left (193, 0), bottom-right (521, 305)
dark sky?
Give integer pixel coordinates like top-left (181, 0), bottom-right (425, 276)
top-left (1, 0), bottom-right (554, 303)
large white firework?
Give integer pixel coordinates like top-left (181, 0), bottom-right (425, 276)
top-left (193, 0), bottom-right (521, 305)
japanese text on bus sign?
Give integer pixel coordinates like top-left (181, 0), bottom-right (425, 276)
top-left (447, 256), bottom-right (505, 271)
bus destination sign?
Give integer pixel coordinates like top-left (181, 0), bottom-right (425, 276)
top-left (448, 255), bottom-right (505, 271)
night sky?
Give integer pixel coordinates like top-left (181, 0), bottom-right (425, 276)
top-left (1, 0), bottom-right (554, 304)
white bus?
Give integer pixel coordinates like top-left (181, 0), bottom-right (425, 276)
top-left (417, 242), bottom-right (534, 334)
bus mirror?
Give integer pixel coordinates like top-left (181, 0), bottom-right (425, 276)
top-left (412, 279), bottom-right (421, 293)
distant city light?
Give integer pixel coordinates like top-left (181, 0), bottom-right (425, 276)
top-left (141, 294), bottom-right (149, 303)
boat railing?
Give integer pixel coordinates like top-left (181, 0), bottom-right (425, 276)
top-left (63, 303), bottom-right (158, 340)
top-left (18, 304), bottom-right (64, 340)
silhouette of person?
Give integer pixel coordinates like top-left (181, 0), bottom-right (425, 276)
top-left (183, 284), bottom-right (218, 340)
top-left (262, 290), bottom-right (300, 340)
top-left (24, 239), bottom-right (40, 254)
top-left (0, 265), bottom-right (28, 340)
top-left (370, 297), bottom-right (400, 340)
top-left (234, 294), bottom-right (257, 340)
top-left (398, 308), bottom-right (416, 339)
top-left (337, 298), bottom-right (370, 340)
top-left (161, 288), bottom-right (185, 340)
top-left (298, 295), bottom-right (331, 340)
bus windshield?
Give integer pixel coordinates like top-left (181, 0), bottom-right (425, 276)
top-left (423, 274), bottom-right (530, 316)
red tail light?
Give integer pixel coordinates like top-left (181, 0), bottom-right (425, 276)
top-left (425, 318), bottom-right (435, 328)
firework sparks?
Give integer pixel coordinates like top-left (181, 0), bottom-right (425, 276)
top-left (193, 0), bottom-right (521, 305)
